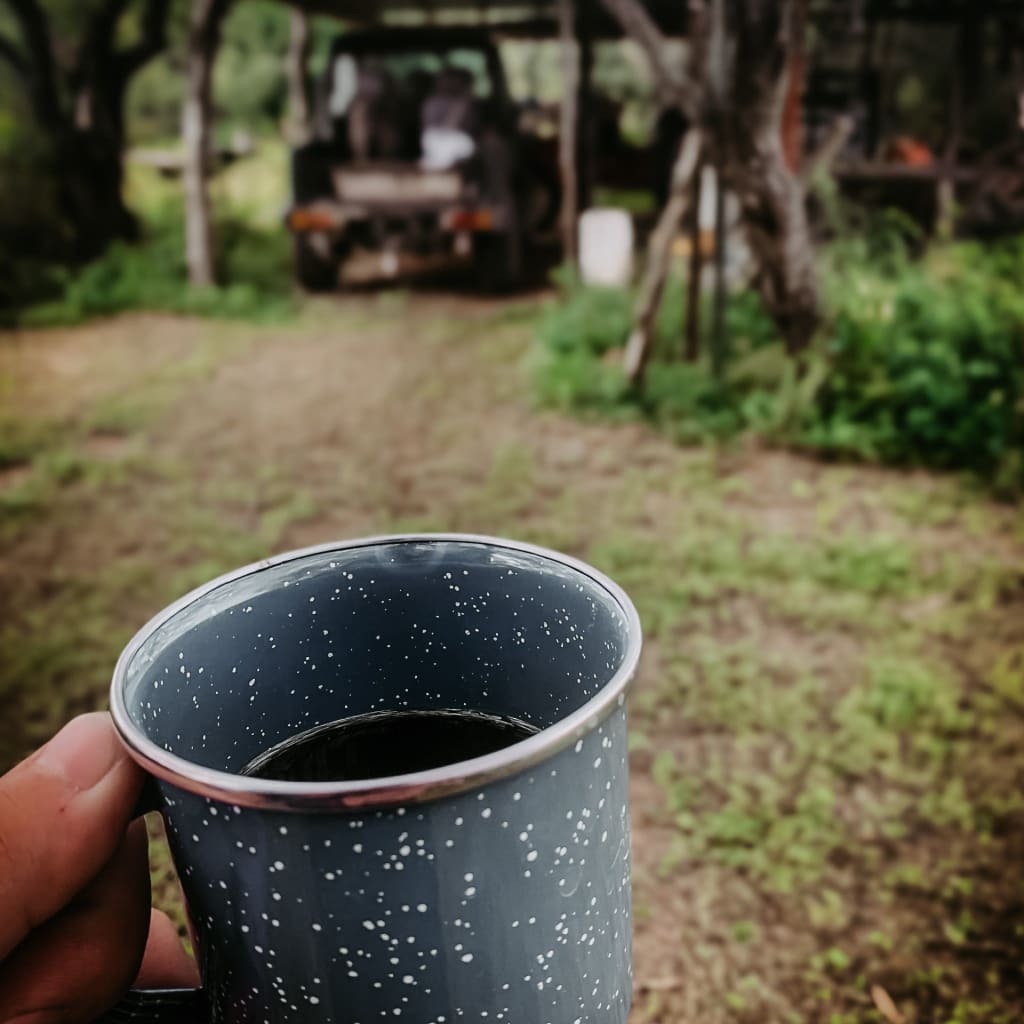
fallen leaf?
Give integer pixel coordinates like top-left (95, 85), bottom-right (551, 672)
top-left (871, 984), bottom-right (905, 1024)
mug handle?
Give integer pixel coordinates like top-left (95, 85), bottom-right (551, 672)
top-left (94, 783), bottom-right (210, 1024)
top-left (97, 989), bottom-right (208, 1024)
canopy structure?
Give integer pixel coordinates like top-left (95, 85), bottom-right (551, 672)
top-left (864, 0), bottom-right (1020, 19)
top-left (293, 0), bottom-right (689, 37)
top-left (289, 0), bottom-right (1022, 32)
top-left (181, 0), bottom-right (1023, 286)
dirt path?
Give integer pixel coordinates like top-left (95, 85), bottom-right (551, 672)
top-left (2, 299), bottom-right (1023, 1023)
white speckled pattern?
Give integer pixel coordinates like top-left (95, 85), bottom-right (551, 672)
top-left (111, 538), bottom-right (638, 1024)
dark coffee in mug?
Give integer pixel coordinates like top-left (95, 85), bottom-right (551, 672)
top-left (240, 709), bottom-right (540, 782)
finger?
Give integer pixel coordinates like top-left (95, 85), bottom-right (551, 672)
top-left (0, 713), bottom-right (143, 959)
top-left (0, 820), bottom-right (150, 1024)
top-left (135, 910), bottom-right (200, 991)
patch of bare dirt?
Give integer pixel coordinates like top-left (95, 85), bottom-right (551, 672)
top-left (0, 312), bottom-right (217, 421)
top-left (79, 434), bottom-right (132, 460)
top-left (0, 463), bottom-right (31, 492)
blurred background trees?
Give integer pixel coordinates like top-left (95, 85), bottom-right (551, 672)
top-left (0, 0), bottom-right (338, 307)
top-left (0, 0), bottom-right (170, 260)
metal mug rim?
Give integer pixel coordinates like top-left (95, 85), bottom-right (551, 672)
top-left (109, 533), bottom-right (642, 812)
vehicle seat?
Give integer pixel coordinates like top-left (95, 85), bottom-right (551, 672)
top-left (348, 65), bottom-right (404, 161)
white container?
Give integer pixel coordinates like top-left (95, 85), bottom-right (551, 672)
top-left (579, 208), bottom-right (635, 287)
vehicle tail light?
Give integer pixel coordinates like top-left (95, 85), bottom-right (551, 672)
top-left (442, 209), bottom-right (495, 232)
top-left (287, 207), bottom-right (341, 232)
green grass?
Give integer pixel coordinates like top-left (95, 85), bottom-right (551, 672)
top-left (20, 205), bottom-right (295, 327)
top-left (0, 414), bottom-right (65, 469)
top-left (564, 438), bottom-right (1023, 1019)
top-left (2, 244), bottom-right (1023, 1021)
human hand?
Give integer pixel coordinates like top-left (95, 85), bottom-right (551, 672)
top-left (0, 713), bottom-right (199, 1022)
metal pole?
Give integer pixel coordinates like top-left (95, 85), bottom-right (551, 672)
top-left (557, 0), bottom-right (580, 270)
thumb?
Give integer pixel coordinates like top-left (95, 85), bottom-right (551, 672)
top-left (0, 713), bottom-right (143, 959)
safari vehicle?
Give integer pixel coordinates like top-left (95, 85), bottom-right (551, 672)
top-left (287, 26), bottom-right (560, 292)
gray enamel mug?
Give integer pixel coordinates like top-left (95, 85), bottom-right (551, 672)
top-left (106, 535), bottom-right (642, 1024)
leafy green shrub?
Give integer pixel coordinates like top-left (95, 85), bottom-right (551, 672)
top-left (533, 273), bottom-right (783, 443)
top-left (20, 200), bottom-right (295, 327)
top-left (534, 234), bottom-right (1024, 487)
top-left (536, 280), bottom-right (633, 358)
top-left (811, 237), bottom-right (1024, 482)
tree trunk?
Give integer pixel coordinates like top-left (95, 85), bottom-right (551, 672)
top-left (286, 7), bottom-right (313, 145)
top-left (730, 131), bottom-right (819, 356)
top-left (59, 128), bottom-right (137, 260)
top-left (184, 0), bottom-right (231, 288)
top-left (602, 0), bottom-right (821, 358)
top-left (0, 0), bottom-right (170, 262)
top-left (66, 27), bottom-right (138, 255)
top-left (708, 0), bottom-right (820, 356)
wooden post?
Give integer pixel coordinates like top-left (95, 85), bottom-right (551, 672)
top-left (937, 17), bottom-right (975, 239)
top-left (684, 158), bottom-right (705, 362)
top-left (710, 162), bottom-right (728, 379)
top-left (600, 0), bottom-right (695, 118)
top-left (862, 18), bottom-right (881, 158)
top-left (706, 0), bottom-right (728, 376)
top-left (875, 22), bottom-right (895, 160)
top-left (936, 26), bottom-right (962, 239)
top-left (781, 0), bottom-right (808, 173)
top-left (624, 131), bottom-right (702, 386)
top-left (577, 2), bottom-right (595, 214)
top-left (557, 0), bottom-right (580, 269)
top-left (286, 7), bottom-right (313, 145)
top-left (183, 0), bottom-right (231, 288)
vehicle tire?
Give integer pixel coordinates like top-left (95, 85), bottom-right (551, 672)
top-left (294, 233), bottom-right (339, 292)
top-left (473, 231), bottom-right (523, 294)
top-left (523, 165), bottom-right (561, 239)
top-left (291, 143), bottom-right (335, 204)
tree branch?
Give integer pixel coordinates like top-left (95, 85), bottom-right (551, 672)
top-left (70, 0), bottom-right (132, 98)
top-left (0, 32), bottom-right (27, 78)
top-left (2, 0), bottom-right (62, 127)
top-left (93, 0), bottom-right (135, 43)
top-left (184, 0), bottom-right (233, 287)
top-left (624, 130), bottom-right (703, 385)
top-left (117, 0), bottom-right (172, 77)
top-left (599, 0), bottom-right (700, 119)
top-left (801, 114), bottom-right (854, 185)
